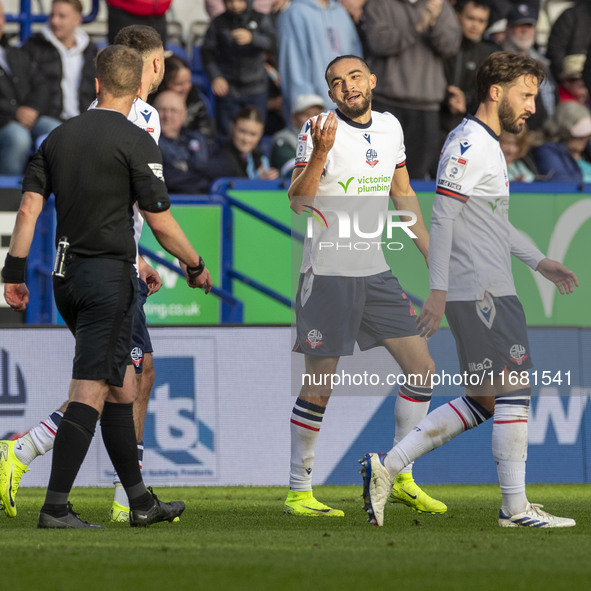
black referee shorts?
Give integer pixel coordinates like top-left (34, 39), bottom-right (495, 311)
top-left (53, 257), bottom-right (137, 387)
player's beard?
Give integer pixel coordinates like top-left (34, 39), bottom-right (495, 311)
top-left (149, 67), bottom-right (166, 96)
top-left (498, 95), bottom-right (526, 134)
top-left (338, 89), bottom-right (372, 119)
top-left (149, 75), bottom-right (163, 96)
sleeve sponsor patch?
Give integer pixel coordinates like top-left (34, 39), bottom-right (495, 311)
top-left (295, 139), bottom-right (308, 164)
top-left (444, 155), bottom-right (468, 181)
top-left (148, 162), bottom-right (164, 182)
top-left (437, 179), bottom-right (462, 191)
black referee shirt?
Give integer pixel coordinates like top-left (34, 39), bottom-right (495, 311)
top-left (23, 109), bottom-right (171, 262)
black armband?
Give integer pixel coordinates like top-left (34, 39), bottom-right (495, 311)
top-left (1, 254), bottom-right (27, 284)
top-left (186, 256), bottom-right (205, 280)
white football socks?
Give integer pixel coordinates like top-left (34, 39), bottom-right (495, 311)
top-left (14, 410), bottom-right (63, 465)
top-left (289, 397), bottom-right (325, 491)
top-left (393, 384), bottom-right (432, 474)
top-left (493, 390), bottom-right (530, 515)
top-left (384, 396), bottom-right (492, 478)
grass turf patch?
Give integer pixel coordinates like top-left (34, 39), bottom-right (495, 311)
top-left (1, 484), bottom-right (589, 591)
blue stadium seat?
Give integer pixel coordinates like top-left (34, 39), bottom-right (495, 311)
top-left (166, 43), bottom-right (189, 62)
top-left (190, 45), bottom-right (215, 117)
top-left (198, 87), bottom-right (216, 120)
top-left (191, 45), bottom-right (204, 74)
top-left (192, 68), bottom-right (215, 119)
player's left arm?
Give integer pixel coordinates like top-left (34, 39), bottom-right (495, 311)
top-left (389, 164), bottom-right (429, 262)
top-left (2, 191), bottom-right (45, 311)
top-left (508, 222), bottom-right (578, 294)
top-left (536, 259), bottom-right (578, 294)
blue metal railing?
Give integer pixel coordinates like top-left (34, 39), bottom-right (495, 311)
top-left (224, 195), bottom-right (305, 243)
top-left (210, 179), bottom-right (299, 309)
top-left (26, 195), bottom-right (55, 324)
top-left (24, 193), bottom-right (246, 324)
top-left (6, 0), bottom-right (101, 42)
top-left (227, 269), bottom-right (292, 308)
top-left (138, 246), bottom-right (244, 323)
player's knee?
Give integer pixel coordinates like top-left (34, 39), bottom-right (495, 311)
top-left (405, 358), bottom-right (436, 387)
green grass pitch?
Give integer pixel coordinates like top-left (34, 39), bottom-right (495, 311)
top-left (1, 484), bottom-right (589, 591)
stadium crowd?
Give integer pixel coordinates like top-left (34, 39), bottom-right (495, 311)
top-left (0, 0), bottom-right (590, 184)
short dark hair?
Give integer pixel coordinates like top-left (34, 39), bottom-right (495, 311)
top-left (476, 51), bottom-right (545, 102)
top-left (52, 0), bottom-right (83, 13)
top-left (455, 0), bottom-right (491, 15)
top-left (96, 45), bottom-right (142, 98)
top-left (235, 105), bottom-right (264, 125)
top-left (114, 25), bottom-right (163, 59)
top-left (324, 54), bottom-right (371, 85)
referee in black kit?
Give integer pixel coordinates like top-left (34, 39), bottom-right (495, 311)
top-left (2, 44), bottom-right (211, 529)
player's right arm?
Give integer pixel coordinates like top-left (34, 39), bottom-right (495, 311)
top-left (131, 133), bottom-right (212, 292)
top-left (417, 194), bottom-right (465, 337)
top-left (416, 144), bottom-right (470, 337)
top-left (288, 112), bottom-right (337, 214)
top-left (142, 208), bottom-right (212, 293)
top-left (2, 191), bottom-right (45, 311)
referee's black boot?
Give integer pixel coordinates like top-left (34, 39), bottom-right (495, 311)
top-left (129, 487), bottom-right (185, 527)
top-left (38, 503), bottom-right (104, 529)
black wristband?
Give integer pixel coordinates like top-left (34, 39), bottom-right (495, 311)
top-left (186, 256), bottom-right (205, 280)
top-left (1, 254), bottom-right (27, 284)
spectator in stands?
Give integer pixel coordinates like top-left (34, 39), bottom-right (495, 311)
top-left (154, 90), bottom-right (212, 194)
top-left (264, 53), bottom-right (284, 135)
top-left (276, 0), bottom-right (362, 117)
top-left (584, 41), bottom-right (591, 99)
top-left (206, 0), bottom-right (272, 18)
top-left (270, 93), bottom-right (324, 176)
top-left (487, 0), bottom-right (539, 27)
top-left (557, 54), bottom-right (590, 106)
top-left (22, 0), bottom-right (97, 121)
top-left (208, 105), bottom-right (279, 180)
top-left (106, 0), bottom-right (172, 45)
top-left (534, 101), bottom-right (591, 184)
top-left (341, 0), bottom-right (367, 24)
top-left (499, 126), bottom-right (538, 183)
top-left (501, 4), bottom-right (555, 131)
top-left (270, 0), bottom-right (291, 20)
top-left (484, 16), bottom-right (506, 45)
top-left (154, 54), bottom-right (216, 141)
top-left (362, 0), bottom-right (461, 179)
top-left (0, 1), bottom-right (61, 175)
top-left (546, 0), bottom-right (591, 83)
top-left (202, 0), bottom-right (275, 140)
top-left (440, 0), bottom-right (498, 140)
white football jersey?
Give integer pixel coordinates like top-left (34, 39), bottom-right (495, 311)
top-left (295, 109), bottom-right (407, 277)
top-left (126, 100), bottom-right (160, 249)
top-left (430, 115), bottom-right (544, 300)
